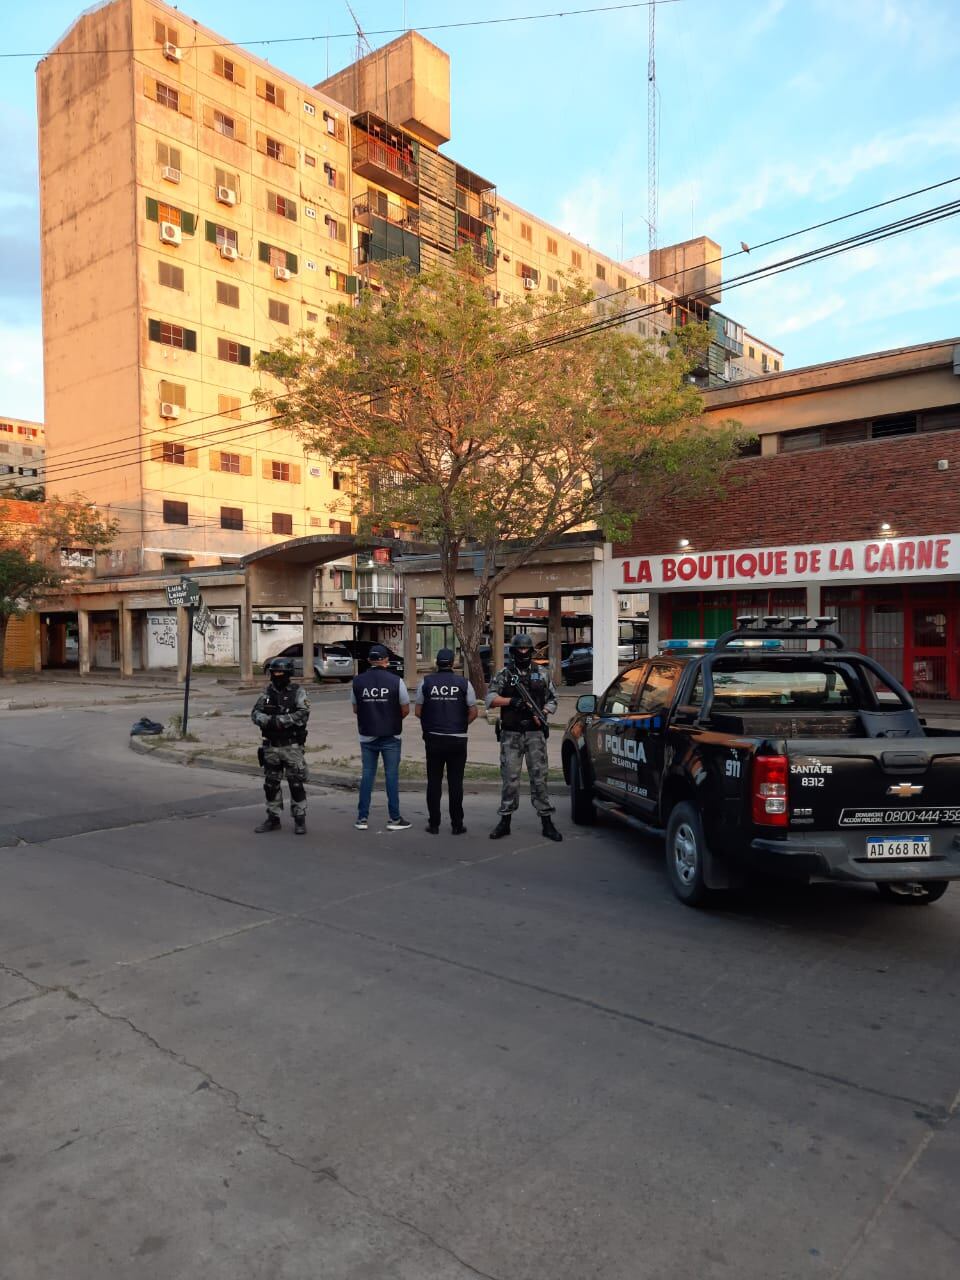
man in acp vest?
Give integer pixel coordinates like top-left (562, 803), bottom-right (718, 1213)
top-left (415, 648), bottom-right (479, 835)
top-left (351, 644), bottom-right (412, 831)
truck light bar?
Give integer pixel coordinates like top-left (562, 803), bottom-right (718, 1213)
top-left (659, 639), bottom-right (784, 652)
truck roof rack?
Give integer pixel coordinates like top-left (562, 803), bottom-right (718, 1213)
top-left (713, 616), bottom-right (847, 651)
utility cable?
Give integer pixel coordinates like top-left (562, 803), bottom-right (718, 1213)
top-left (5, 2), bottom-right (686, 59)
top-left (41, 192), bottom-right (960, 489)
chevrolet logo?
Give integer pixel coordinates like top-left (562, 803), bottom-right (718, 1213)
top-left (887, 782), bottom-right (924, 798)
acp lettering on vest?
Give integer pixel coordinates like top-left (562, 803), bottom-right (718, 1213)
top-left (362, 687), bottom-right (390, 698)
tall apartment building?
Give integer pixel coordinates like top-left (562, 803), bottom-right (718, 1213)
top-left (39, 0), bottom-right (356, 573)
top-left (40, 0), bottom-right (783, 590)
top-left (0, 417), bottom-right (45, 493)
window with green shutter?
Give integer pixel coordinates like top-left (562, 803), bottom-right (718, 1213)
top-left (206, 221), bottom-right (218, 243)
top-left (285, 251), bottom-right (298, 274)
top-left (146, 197), bottom-right (159, 222)
top-left (258, 242), bottom-right (271, 263)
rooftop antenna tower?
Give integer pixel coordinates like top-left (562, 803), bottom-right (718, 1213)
top-left (647, 0), bottom-right (657, 255)
top-left (345, 2), bottom-right (373, 106)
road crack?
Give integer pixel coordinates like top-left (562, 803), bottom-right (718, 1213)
top-left (0, 960), bottom-right (503, 1280)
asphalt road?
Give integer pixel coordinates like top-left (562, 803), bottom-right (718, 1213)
top-left (1, 698), bottom-right (959, 1279)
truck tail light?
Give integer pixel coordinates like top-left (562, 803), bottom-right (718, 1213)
top-left (752, 754), bottom-right (789, 827)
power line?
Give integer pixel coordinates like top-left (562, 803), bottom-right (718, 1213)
top-left (40, 179), bottom-right (960, 490)
top-left (6, 2), bottom-right (685, 60)
top-left (43, 172), bottom-right (960, 479)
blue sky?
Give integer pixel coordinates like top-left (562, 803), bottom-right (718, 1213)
top-left (2, 0), bottom-right (959, 420)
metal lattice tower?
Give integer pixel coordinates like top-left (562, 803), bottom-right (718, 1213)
top-left (647, 1), bottom-right (657, 254)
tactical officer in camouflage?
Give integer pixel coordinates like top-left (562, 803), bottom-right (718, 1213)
top-left (485, 634), bottom-right (562, 842)
top-left (251, 657), bottom-right (311, 835)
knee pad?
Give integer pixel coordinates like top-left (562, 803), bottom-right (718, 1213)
top-left (288, 779), bottom-right (307, 804)
top-left (264, 778), bottom-right (282, 801)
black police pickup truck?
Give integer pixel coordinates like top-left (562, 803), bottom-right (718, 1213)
top-left (562, 617), bottom-right (960, 907)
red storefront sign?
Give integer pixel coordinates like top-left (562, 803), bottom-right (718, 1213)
top-left (618, 535), bottom-right (960, 590)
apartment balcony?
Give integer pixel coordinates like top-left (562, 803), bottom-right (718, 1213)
top-left (353, 195), bottom-right (419, 235)
top-left (456, 211), bottom-right (496, 273)
top-left (358, 588), bottom-right (405, 612)
top-left (352, 114), bottom-right (419, 202)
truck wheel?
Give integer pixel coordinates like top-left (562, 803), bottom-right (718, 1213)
top-left (569, 755), bottom-right (595, 825)
top-left (665, 802), bottom-right (712, 907)
top-left (876, 880), bottom-right (949, 905)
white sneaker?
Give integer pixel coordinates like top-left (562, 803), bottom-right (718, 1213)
top-left (386, 816), bottom-right (411, 831)
top-left (355, 818), bottom-right (368, 830)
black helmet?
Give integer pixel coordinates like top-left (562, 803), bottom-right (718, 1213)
top-left (270, 657), bottom-right (295, 685)
top-left (509, 633), bottom-right (535, 668)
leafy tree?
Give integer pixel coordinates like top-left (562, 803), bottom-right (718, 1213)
top-left (0, 494), bottom-right (118, 676)
top-left (258, 252), bottom-right (740, 689)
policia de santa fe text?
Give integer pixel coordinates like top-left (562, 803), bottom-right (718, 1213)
top-left (251, 657), bottom-right (310, 835)
top-left (485, 634), bottom-right (562, 842)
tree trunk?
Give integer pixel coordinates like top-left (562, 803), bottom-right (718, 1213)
top-left (0, 614), bottom-right (8, 680)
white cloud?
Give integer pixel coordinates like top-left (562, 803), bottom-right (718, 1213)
top-left (702, 109), bottom-right (960, 232)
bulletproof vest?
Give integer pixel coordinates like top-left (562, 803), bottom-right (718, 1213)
top-left (262, 684), bottom-right (306, 746)
top-left (353, 667), bottom-right (404, 738)
top-left (500, 666), bottom-right (549, 733)
top-left (419, 671), bottom-right (469, 735)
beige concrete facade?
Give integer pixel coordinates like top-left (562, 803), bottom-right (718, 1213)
top-left (703, 337), bottom-right (959, 448)
top-left (0, 416), bottom-right (45, 492)
top-left (39, 0), bottom-right (356, 586)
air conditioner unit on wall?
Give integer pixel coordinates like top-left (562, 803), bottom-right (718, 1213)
top-left (219, 244), bottom-right (238, 261)
top-left (216, 186), bottom-right (236, 206)
top-left (261, 614), bottom-right (278, 630)
top-left (212, 614), bottom-right (231, 627)
top-left (161, 165), bottom-right (181, 183)
top-left (619, 599), bottom-right (631, 611)
top-left (342, 589), bottom-right (358, 601)
top-left (159, 222), bottom-right (181, 245)
top-left (523, 277), bottom-right (537, 290)
top-left (274, 266), bottom-right (291, 281)
top-left (163, 42), bottom-right (181, 62)
top-left (160, 401), bottom-right (180, 419)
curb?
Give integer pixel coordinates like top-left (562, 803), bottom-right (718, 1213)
top-left (128, 735), bottom-right (568, 795)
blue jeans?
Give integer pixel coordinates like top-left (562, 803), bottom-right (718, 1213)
top-left (358, 736), bottom-right (402, 821)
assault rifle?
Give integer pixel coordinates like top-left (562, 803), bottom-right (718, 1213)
top-left (500, 666), bottom-right (550, 738)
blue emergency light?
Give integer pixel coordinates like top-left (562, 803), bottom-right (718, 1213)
top-left (659, 638), bottom-right (784, 652)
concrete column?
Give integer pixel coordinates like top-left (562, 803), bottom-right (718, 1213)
top-left (177, 606), bottom-right (190, 684)
top-left (302, 569), bottom-right (315, 681)
top-left (491, 591), bottom-right (505, 675)
top-left (77, 609), bottom-right (91, 676)
top-left (404, 592), bottom-right (419, 684)
top-left (31, 614), bottom-right (42, 674)
top-left (548, 594), bottom-right (563, 686)
top-left (591, 548), bottom-right (619, 695)
top-left (119, 604), bottom-right (134, 678)
top-left (647, 593), bottom-right (661, 656)
top-left (805, 583), bottom-right (821, 650)
top-left (240, 582), bottom-right (254, 683)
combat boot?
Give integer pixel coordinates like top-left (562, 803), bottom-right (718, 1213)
top-left (541, 816), bottom-right (563, 843)
top-left (489, 816), bottom-right (512, 840)
top-left (255, 814), bottom-right (281, 833)
top-left (294, 815), bottom-right (306, 836)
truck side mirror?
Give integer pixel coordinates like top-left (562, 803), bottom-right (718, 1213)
top-left (576, 694), bottom-right (598, 714)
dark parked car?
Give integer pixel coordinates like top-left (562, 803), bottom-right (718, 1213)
top-left (535, 642), bottom-right (593, 686)
top-left (263, 643), bottom-right (354, 681)
top-left (336, 640), bottom-right (405, 678)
